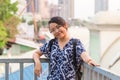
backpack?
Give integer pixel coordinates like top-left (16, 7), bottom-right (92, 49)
top-left (47, 38), bottom-right (83, 80)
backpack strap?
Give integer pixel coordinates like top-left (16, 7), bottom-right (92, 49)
top-left (72, 39), bottom-right (83, 80)
top-left (72, 39), bottom-right (78, 70)
top-left (47, 38), bottom-right (55, 53)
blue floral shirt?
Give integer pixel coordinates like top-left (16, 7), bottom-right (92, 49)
top-left (40, 38), bottom-right (86, 80)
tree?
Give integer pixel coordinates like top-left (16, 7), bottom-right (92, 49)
top-left (42, 20), bottom-right (47, 27)
top-left (4, 16), bottom-right (20, 38)
top-left (0, 0), bottom-right (18, 21)
top-left (28, 20), bottom-right (34, 25)
top-left (0, 0), bottom-right (20, 49)
top-left (21, 17), bottom-right (26, 23)
top-left (0, 21), bottom-right (8, 48)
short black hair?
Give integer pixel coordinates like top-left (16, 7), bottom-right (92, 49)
top-left (48, 16), bottom-right (66, 26)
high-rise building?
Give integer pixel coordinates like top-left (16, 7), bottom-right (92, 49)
top-left (25, 0), bottom-right (49, 19)
top-left (95, 0), bottom-right (108, 13)
top-left (49, 4), bottom-right (59, 18)
top-left (58, 0), bottom-right (74, 21)
top-left (26, 0), bottom-right (39, 13)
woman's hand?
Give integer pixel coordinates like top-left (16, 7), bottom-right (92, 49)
top-left (81, 52), bottom-right (100, 66)
top-left (34, 62), bottom-right (42, 77)
top-left (33, 50), bottom-right (43, 76)
top-left (87, 59), bottom-right (100, 66)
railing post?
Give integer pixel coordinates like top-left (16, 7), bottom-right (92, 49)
top-left (34, 75), bottom-right (37, 80)
top-left (5, 63), bottom-right (9, 80)
top-left (20, 63), bottom-right (23, 80)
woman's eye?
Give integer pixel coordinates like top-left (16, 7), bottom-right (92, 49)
top-left (50, 29), bottom-right (55, 33)
top-left (52, 29), bottom-right (55, 32)
top-left (57, 25), bottom-right (61, 28)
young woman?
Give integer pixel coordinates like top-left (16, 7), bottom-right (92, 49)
top-left (33, 16), bottom-right (99, 80)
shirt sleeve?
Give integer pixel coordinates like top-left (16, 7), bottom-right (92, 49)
top-left (76, 40), bottom-right (86, 54)
top-left (76, 39), bottom-right (86, 65)
top-left (40, 42), bottom-right (50, 58)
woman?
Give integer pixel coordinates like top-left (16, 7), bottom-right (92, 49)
top-left (33, 16), bottom-right (99, 80)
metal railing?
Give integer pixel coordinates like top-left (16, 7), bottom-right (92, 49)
top-left (0, 58), bottom-right (120, 80)
top-left (0, 58), bottom-right (49, 80)
top-left (82, 63), bottom-right (120, 80)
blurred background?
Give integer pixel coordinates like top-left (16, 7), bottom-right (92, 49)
top-left (0, 0), bottom-right (120, 79)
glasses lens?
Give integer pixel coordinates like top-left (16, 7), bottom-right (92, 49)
top-left (56, 25), bottom-right (61, 29)
top-left (50, 25), bottom-right (62, 33)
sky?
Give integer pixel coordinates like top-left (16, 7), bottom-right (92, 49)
top-left (74, 0), bottom-right (94, 20)
top-left (75, 0), bottom-right (120, 20)
top-left (109, 0), bottom-right (120, 11)
top-left (49, 0), bottom-right (120, 20)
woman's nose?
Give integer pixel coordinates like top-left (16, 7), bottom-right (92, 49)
top-left (54, 29), bottom-right (59, 33)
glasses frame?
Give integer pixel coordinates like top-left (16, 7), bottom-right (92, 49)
top-left (50, 25), bottom-right (62, 33)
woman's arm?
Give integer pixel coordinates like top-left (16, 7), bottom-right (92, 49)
top-left (33, 49), bottom-right (43, 76)
top-left (80, 52), bottom-right (100, 66)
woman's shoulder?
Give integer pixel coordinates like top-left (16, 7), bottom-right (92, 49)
top-left (70, 38), bottom-right (84, 45)
top-left (71, 38), bottom-right (80, 41)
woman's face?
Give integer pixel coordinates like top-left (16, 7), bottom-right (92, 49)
top-left (49, 23), bottom-right (67, 39)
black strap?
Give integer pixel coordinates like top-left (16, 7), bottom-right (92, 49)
top-left (73, 39), bottom-right (83, 80)
top-left (72, 39), bottom-right (78, 70)
top-left (47, 38), bottom-right (55, 53)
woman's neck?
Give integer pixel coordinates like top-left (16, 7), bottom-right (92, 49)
top-left (57, 34), bottom-right (71, 50)
top-left (58, 34), bottom-right (70, 42)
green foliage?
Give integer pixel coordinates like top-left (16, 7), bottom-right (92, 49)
top-left (28, 20), bottom-right (34, 25)
top-left (0, 21), bottom-right (8, 48)
top-left (0, 0), bottom-right (18, 22)
top-left (21, 17), bottom-right (26, 23)
top-left (0, 0), bottom-right (20, 48)
top-left (42, 20), bottom-right (48, 27)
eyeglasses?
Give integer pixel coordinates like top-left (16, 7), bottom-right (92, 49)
top-left (50, 25), bottom-right (62, 33)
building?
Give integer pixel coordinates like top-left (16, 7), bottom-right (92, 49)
top-left (95, 0), bottom-right (108, 13)
top-left (58, 0), bottom-right (74, 21)
top-left (88, 11), bottom-right (120, 75)
top-left (49, 4), bottom-right (59, 18)
top-left (25, 0), bottom-right (50, 19)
